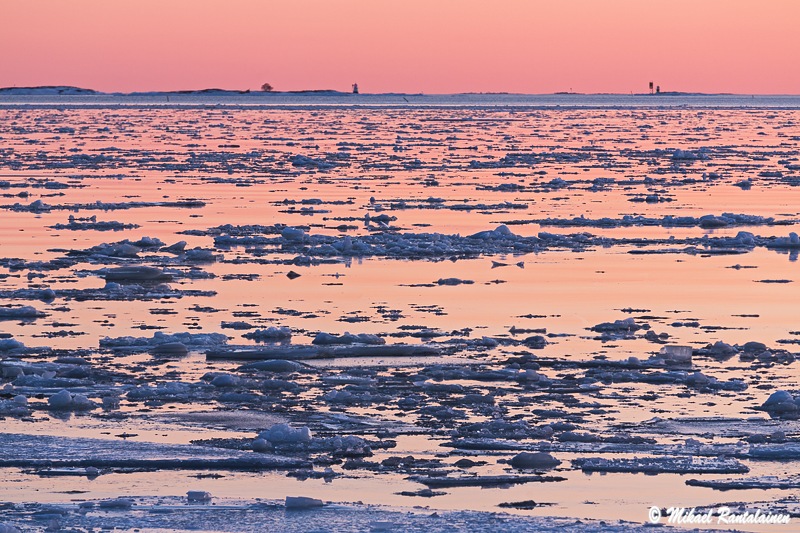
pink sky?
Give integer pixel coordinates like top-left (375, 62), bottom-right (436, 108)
top-left (3, 0), bottom-right (799, 94)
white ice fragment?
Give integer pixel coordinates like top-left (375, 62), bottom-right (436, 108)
top-left (185, 248), bottom-right (216, 262)
top-left (436, 278), bottom-right (474, 286)
top-left (289, 154), bottom-right (334, 169)
top-left (102, 396), bottom-right (120, 410)
top-left (591, 317), bottom-right (645, 333)
top-left (732, 231), bottom-right (755, 246)
top-left (260, 423), bottom-right (312, 444)
top-left (133, 236), bottom-right (163, 248)
top-left (312, 332), bottom-right (385, 345)
top-left (369, 522), bottom-right (397, 532)
top-left (672, 149), bottom-right (708, 161)
top-left (187, 491), bottom-right (212, 502)
top-left (252, 438), bottom-right (272, 452)
top-left (708, 341), bottom-right (737, 356)
top-left (36, 288), bottom-right (56, 302)
top-left (48, 390), bottom-right (96, 411)
top-left (285, 496), bottom-right (324, 509)
top-left (509, 452), bottom-right (561, 469)
top-left (70, 394), bottom-right (95, 410)
top-left (660, 345), bottom-right (692, 365)
top-left (98, 498), bottom-right (134, 509)
top-left (243, 327), bottom-right (292, 342)
top-left (0, 306), bottom-right (45, 319)
top-left (323, 390), bottom-right (358, 404)
top-left (3, 366), bottom-right (24, 379)
top-left (770, 232), bottom-right (800, 248)
top-left (761, 391), bottom-right (797, 414)
top-left (104, 266), bottom-right (171, 282)
top-left (281, 227), bottom-right (307, 242)
top-left (239, 359), bottom-right (301, 373)
top-left (101, 331), bottom-right (228, 349)
top-left (28, 199), bottom-right (51, 211)
top-left (162, 240), bottom-right (187, 254)
top-left (150, 342), bottom-right (189, 357)
top-left (479, 336), bottom-right (498, 348)
top-left (48, 390), bottom-right (73, 410)
top-left (522, 335), bottom-right (547, 349)
top-left (468, 225), bottom-right (515, 240)
top-left (0, 339), bottom-right (25, 351)
top-left (763, 390), bottom-right (794, 407)
top-left (210, 374), bottom-right (240, 387)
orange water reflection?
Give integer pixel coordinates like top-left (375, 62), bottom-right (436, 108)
top-left (1, 104), bottom-right (799, 531)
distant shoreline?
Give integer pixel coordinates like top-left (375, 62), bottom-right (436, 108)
top-left (0, 86), bottom-right (783, 97)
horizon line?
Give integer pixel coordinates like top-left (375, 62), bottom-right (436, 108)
top-left (1, 85), bottom-right (799, 97)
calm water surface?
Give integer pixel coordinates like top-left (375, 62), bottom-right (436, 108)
top-left (0, 99), bottom-right (799, 530)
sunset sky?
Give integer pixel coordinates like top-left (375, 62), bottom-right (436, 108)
top-left (3, 0), bottom-right (799, 94)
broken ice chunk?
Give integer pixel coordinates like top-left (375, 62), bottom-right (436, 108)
top-left (758, 390), bottom-right (799, 417)
top-left (281, 227), bottom-right (307, 243)
top-left (312, 332), bottom-right (385, 345)
top-left (187, 491), bottom-right (212, 502)
top-left (98, 498), bottom-right (134, 509)
top-left (468, 225), bottom-right (515, 240)
top-left (285, 496), bottom-right (324, 509)
top-left (103, 266), bottom-right (172, 282)
top-left (0, 306), bottom-right (45, 320)
top-left (509, 452), bottom-right (561, 470)
top-left (259, 424), bottom-right (312, 444)
top-left (659, 345), bottom-right (692, 366)
top-left (48, 390), bottom-right (95, 411)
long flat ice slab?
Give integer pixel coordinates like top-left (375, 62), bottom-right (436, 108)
top-left (206, 344), bottom-right (440, 360)
top-left (686, 475), bottom-right (800, 491)
top-left (574, 457), bottom-right (749, 474)
top-left (408, 474), bottom-right (566, 488)
top-left (0, 433), bottom-right (308, 471)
